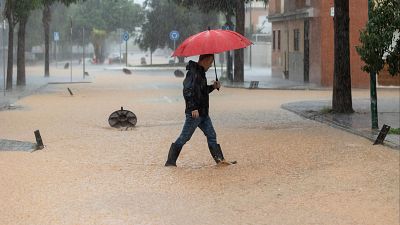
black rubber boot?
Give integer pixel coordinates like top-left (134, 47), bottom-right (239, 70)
top-left (165, 143), bottom-right (182, 167)
top-left (208, 144), bottom-right (225, 164)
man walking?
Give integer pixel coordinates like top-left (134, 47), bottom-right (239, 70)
top-left (165, 54), bottom-right (231, 167)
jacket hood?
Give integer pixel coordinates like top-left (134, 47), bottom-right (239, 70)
top-left (186, 60), bottom-right (204, 72)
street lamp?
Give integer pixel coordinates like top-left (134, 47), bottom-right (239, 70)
top-left (70, 17), bottom-right (73, 83)
top-left (2, 20), bottom-right (5, 96)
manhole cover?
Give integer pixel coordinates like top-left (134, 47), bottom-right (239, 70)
top-left (108, 107), bottom-right (137, 128)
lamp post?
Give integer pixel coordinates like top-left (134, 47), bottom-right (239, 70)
top-left (368, 0), bottom-right (378, 129)
top-left (249, 1), bottom-right (252, 70)
top-left (82, 27), bottom-right (85, 79)
top-left (70, 18), bottom-right (73, 83)
top-left (2, 20), bottom-right (5, 97)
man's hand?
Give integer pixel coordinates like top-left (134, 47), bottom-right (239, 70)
top-left (213, 81), bottom-right (221, 90)
top-left (192, 110), bottom-right (199, 119)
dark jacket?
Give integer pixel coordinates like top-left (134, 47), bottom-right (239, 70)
top-left (183, 60), bottom-right (215, 116)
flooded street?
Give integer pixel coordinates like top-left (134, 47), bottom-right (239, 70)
top-left (0, 68), bottom-right (398, 225)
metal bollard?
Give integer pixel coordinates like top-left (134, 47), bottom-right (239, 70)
top-left (34, 130), bottom-right (44, 150)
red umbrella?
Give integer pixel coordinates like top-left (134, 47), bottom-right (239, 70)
top-left (172, 29), bottom-right (252, 57)
top-left (172, 29), bottom-right (252, 87)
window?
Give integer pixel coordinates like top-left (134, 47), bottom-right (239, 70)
top-left (278, 30), bottom-right (281, 50)
top-left (294, 29), bottom-right (300, 51)
top-left (273, 31), bottom-right (276, 50)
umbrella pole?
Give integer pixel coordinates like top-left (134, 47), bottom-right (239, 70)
top-left (214, 58), bottom-right (219, 91)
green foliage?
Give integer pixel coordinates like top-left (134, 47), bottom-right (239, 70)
top-left (67, 0), bottom-right (143, 37)
top-left (173, 0), bottom-right (236, 18)
top-left (356, 0), bottom-right (400, 76)
top-left (62, 0), bottom-right (142, 61)
top-left (173, 0), bottom-right (268, 25)
top-left (136, 0), bottom-right (219, 53)
top-left (90, 28), bottom-right (107, 47)
top-left (173, 0), bottom-right (268, 16)
top-left (320, 107), bottom-right (333, 114)
top-left (4, 0), bottom-right (41, 24)
top-left (26, 8), bottom-right (43, 50)
top-left (14, 0), bottom-right (42, 20)
top-left (388, 127), bottom-right (400, 135)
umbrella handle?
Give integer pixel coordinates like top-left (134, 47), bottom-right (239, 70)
top-left (214, 58), bottom-right (219, 91)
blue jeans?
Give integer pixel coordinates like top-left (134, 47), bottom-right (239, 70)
top-left (175, 113), bottom-right (218, 149)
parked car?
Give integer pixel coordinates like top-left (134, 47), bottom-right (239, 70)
top-left (108, 53), bottom-right (122, 64)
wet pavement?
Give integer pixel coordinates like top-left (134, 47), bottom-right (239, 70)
top-left (282, 98), bottom-right (400, 149)
top-left (0, 139), bottom-right (37, 152)
top-left (0, 62), bottom-right (92, 110)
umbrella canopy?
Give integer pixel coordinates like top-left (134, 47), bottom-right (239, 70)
top-left (172, 29), bottom-right (252, 57)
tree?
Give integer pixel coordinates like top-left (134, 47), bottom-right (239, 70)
top-left (3, 0), bottom-right (41, 87)
top-left (332, 0), bottom-right (353, 113)
top-left (356, 0), bottom-right (399, 128)
top-left (4, 0), bottom-right (18, 90)
top-left (42, 0), bottom-right (81, 77)
top-left (42, 0), bottom-right (53, 77)
top-left (136, 0), bottom-right (219, 64)
top-left (234, 0), bottom-right (245, 82)
top-left (67, 0), bottom-right (143, 63)
top-left (90, 28), bottom-right (107, 63)
top-left (356, 0), bottom-right (400, 76)
top-left (15, 0), bottom-right (41, 86)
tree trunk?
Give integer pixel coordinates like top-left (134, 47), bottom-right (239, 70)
top-left (6, 23), bottom-right (14, 90)
top-left (150, 50), bottom-right (153, 65)
top-left (225, 13), bottom-right (234, 81)
top-left (93, 43), bottom-right (100, 64)
top-left (5, 0), bottom-right (15, 90)
top-left (43, 3), bottom-right (51, 77)
top-left (332, 0), bottom-right (353, 113)
top-left (17, 17), bottom-right (28, 86)
top-left (234, 0), bottom-right (245, 83)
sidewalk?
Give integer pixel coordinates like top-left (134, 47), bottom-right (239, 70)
top-left (0, 70), bottom-right (91, 109)
top-left (222, 67), bottom-right (326, 90)
top-left (282, 98), bottom-right (400, 149)
top-left (226, 68), bottom-right (400, 148)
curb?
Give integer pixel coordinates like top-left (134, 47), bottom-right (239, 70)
top-left (222, 82), bottom-right (330, 91)
top-left (281, 104), bottom-right (400, 150)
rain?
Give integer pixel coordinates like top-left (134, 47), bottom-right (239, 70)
top-left (0, 0), bottom-right (399, 224)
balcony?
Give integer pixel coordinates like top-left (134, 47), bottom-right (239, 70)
top-left (268, 7), bottom-right (316, 22)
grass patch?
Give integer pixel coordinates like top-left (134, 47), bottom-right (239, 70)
top-left (388, 128), bottom-right (400, 135)
top-left (320, 107), bottom-right (333, 114)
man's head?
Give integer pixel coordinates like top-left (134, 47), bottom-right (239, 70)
top-left (198, 54), bottom-right (214, 72)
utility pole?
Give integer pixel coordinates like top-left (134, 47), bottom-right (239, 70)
top-left (83, 27), bottom-right (85, 79)
top-left (70, 18), bottom-right (73, 83)
top-left (119, 31), bottom-right (122, 64)
top-left (125, 39), bottom-right (128, 67)
top-left (2, 20), bottom-right (5, 96)
top-left (249, 1), bottom-right (252, 70)
top-left (368, 0), bottom-right (378, 129)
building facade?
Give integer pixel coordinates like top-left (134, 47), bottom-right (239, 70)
top-left (268, 0), bottom-right (373, 88)
top-left (244, 2), bottom-right (272, 68)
